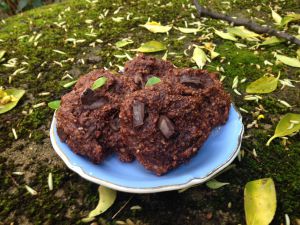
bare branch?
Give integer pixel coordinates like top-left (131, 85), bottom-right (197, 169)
top-left (193, 0), bottom-right (300, 46)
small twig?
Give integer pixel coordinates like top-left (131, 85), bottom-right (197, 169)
top-left (6, 172), bottom-right (20, 187)
top-left (193, 0), bottom-right (300, 46)
top-left (244, 149), bottom-right (260, 162)
top-left (4, 0), bottom-right (17, 15)
top-left (111, 196), bottom-right (133, 220)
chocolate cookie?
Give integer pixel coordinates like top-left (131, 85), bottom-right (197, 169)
top-left (164, 68), bottom-right (231, 126)
top-left (119, 82), bottom-right (219, 175)
top-left (56, 69), bottom-right (138, 163)
top-left (124, 54), bottom-right (174, 87)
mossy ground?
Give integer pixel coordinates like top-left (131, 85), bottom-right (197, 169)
top-left (0, 0), bottom-right (299, 224)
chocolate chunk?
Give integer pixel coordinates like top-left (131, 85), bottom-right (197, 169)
top-left (80, 88), bottom-right (97, 105)
top-left (110, 117), bottom-right (120, 131)
top-left (133, 74), bottom-right (143, 85)
top-left (132, 100), bottom-right (145, 127)
top-left (180, 75), bottom-right (201, 85)
top-left (158, 115), bottom-right (175, 139)
top-left (83, 97), bottom-right (108, 110)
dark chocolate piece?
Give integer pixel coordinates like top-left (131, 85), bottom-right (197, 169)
top-left (83, 97), bottom-right (108, 110)
top-left (80, 88), bottom-right (97, 105)
top-left (180, 75), bottom-right (201, 85)
top-left (110, 117), bottom-right (120, 131)
top-left (158, 115), bottom-right (175, 139)
top-left (132, 100), bottom-right (145, 127)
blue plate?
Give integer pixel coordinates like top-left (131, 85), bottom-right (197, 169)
top-left (50, 104), bottom-right (243, 193)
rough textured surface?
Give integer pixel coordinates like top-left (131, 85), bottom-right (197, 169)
top-left (0, 0), bottom-right (299, 224)
top-left (124, 54), bottom-right (174, 87)
top-left (120, 73), bottom-right (230, 175)
top-left (57, 56), bottom-right (230, 174)
top-left (56, 69), bottom-right (138, 163)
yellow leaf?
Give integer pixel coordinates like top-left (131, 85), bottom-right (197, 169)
top-left (271, 9), bottom-right (282, 24)
top-left (177, 27), bottom-right (202, 34)
top-left (210, 51), bottom-right (220, 59)
top-left (227, 26), bottom-right (260, 39)
top-left (280, 13), bottom-right (300, 26)
top-left (86, 186), bottom-right (117, 218)
top-left (140, 21), bottom-right (172, 33)
top-left (260, 36), bottom-right (285, 46)
top-left (115, 39), bottom-right (134, 48)
top-left (276, 54), bottom-right (300, 67)
top-left (192, 46), bottom-right (208, 69)
top-left (0, 89), bottom-right (25, 114)
top-left (297, 49), bottom-right (300, 58)
top-left (214, 29), bottom-right (237, 41)
top-left (266, 113), bottom-right (300, 146)
top-left (162, 51), bottom-right (168, 60)
top-left (0, 50), bottom-right (6, 60)
top-left (244, 178), bottom-right (277, 225)
top-left (246, 75), bottom-right (279, 94)
top-left (135, 41), bottom-right (167, 53)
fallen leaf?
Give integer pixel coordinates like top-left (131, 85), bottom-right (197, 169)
top-left (246, 75), bottom-right (279, 94)
top-left (48, 173), bottom-right (53, 191)
top-left (276, 54), bottom-right (300, 67)
top-left (280, 13), bottom-right (300, 26)
top-left (192, 46), bottom-right (208, 69)
top-left (162, 51), bottom-right (168, 60)
top-left (285, 214), bottom-right (290, 225)
top-left (86, 186), bottom-right (117, 218)
top-left (81, 217), bottom-right (95, 223)
top-left (135, 41), bottom-right (167, 53)
top-left (91, 77), bottom-right (108, 90)
top-left (266, 113), bottom-right (300, 146)
top-left (206, 179), bottom-right (229, 189)
top-left (130, 205), bottom-right (142, 211)
top-left (235, 43), bottom-right (248, 48)
top-left (25, 185), bottom-right (38, 196)
top-left (0, 50), bottom-right (6, 60)
top-left (62, 80), bottom-right (77, 88)
top-left (48, 100), bottom-right (61, 110)
top-left (177, 27), bottom-right (202, 34)
top-left (203, 42), bottom-right (214, 51)
top-left (140, 21), bottom-right (172, 33)
top-left (210, 50), bottom-right (220, 59)
top-left (145, 76), bottom-right (161, 86)
top-left (214, 29), bottom-right (237, 41)
top-left (278, 99), bottom-right (292, 108)
top-left (0, 89), bottom-right (25, 114)
top-left (227, 26), bottom-right (259, 39)
top-left (271, 9), bottom-right (282, 24)
top-left (260, 36), bottom-right (285, 46)
top-left (112, 17), bottom-right (124, 22)
top-left (115, 39), bottom-right (134, 48)
top-left (244, 178), bottom-right (276, 225)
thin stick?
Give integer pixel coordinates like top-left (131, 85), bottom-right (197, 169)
top-left (193, 0), bottom-right (300, 46)
top-left (111, 196), bottom-right (133, 220)
top-left (4, 0), bottom-right (17, 15)
top-left (6, 172), bottom-right (20, 187)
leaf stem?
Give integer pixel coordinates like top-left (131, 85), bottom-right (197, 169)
top-left (266, 136), bottom-right (276, 146)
